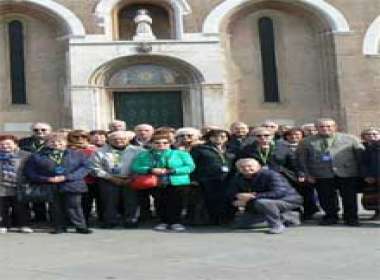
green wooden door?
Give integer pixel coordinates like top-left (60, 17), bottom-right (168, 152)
top-left (114, 91), bottom-right (183, 128)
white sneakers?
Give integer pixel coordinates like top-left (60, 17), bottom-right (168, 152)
top-left (268, 224), bottom-right (285, 234)
top-left (19, 227), bottom-right (34, 233)
top-left (154, 223), bottom-right (186, 232)
top-left (0, 227), bottom-right (34, 234)
top-left (154, 223), bottom-right (169, 231)
top-left (170, 224), bottom-right (186, 232)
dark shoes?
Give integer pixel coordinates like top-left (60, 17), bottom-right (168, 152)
top-left (124, 222), bottom-right (139, 229)
top-left (76, 228), bottom-right (93, 234)
top-left (344, 220), bottom-right (361, 227)
top-left (319, 217), bottom-right (339, 226)
top-left (50, 228), bottom-right (67, 234)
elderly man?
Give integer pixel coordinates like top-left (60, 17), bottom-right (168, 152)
top-left (91, 131), bottom-right (144, 228)
top-left (229, 158), bottom-right (302, 234)
top-left (19, 122), bottom-right (52, 152)
top-left (109, 120), bottom-right (127, 132)
top-left (129, 124), bottom-right (155, 221)
top-left (297, 118), bottom-right (364, 226)
top-left (19, 122), bottom-right (52, 223)
top-left (226, 122), bottom-right (255, 159)
top-left (130, 123), bottom-right (154, 148)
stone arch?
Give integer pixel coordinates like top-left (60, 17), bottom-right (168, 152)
top-left (95, 0), bottom-right (192, 40)
top-left (203, 0), bottom-right (350, 34)
top-left (0, 0), bottom-right (86, 37)
top-left (363, 15), bottom-right (380, 56)
top-left (88, 54), bottom-right (205, 128)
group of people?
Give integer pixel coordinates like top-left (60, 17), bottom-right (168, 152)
top-left (0, 118), bottom-right (378, 235)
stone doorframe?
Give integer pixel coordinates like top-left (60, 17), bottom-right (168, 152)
top-left (89, 54), bottom-right (205, 129)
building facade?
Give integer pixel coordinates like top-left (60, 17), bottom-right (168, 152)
top-left (1, 0), bottom-right (380, 134)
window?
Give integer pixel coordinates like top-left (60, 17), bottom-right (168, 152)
top-left (8, 20), bottom-right (27, 104)
top-left (258, 17), bottom-right (279, 102)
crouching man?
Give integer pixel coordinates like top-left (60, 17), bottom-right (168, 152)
top-left (229, 158), bottom-right (303, 234)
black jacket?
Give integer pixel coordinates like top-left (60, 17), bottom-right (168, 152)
top-left (361, 141), bottom-right (380, 178)
top-left (227, 169), bottom-right (302, 205)
top-left (190, 143), bottom-right (232, 181)
top-left (19, 136), bottom-right (46, 153)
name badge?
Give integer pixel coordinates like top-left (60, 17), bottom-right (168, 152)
top-left (0, 154), bottom-right (10, 160)
top-left (262, 165), bottom-right (269, 170)
top-left (321, 153), bottom-right (332, 162)
top-left (221, 166), bottom-right (230, 173)
top-left (54, 166), bottom-right (66, 175)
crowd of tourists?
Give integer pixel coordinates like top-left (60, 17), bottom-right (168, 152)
top-left (0, 118), bottom-right (379, 235)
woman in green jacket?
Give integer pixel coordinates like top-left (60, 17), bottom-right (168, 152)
top-left (131, 133), bottom-right (195, 232)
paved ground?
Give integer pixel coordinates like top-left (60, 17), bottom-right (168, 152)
top-left (0, 213), bottom-right (379, 280)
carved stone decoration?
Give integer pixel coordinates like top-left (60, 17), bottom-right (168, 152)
top-left (133, 9), bottom-right (156, 41)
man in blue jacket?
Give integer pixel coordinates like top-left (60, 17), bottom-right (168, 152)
top-left (229, 158), bottom-right (302, 234)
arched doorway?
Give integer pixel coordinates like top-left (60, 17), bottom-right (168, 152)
top-left (89, 55), bottom-right (204, 129)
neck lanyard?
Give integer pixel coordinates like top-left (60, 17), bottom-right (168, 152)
top-left (32, 141), bottom-right (45, 152)
top-left (320, 134), bottom-right (337, 153)
top-left (49, 150), bottom-right (64, 165)
top-left (258, 145), bottom-right (272, 165)
top-left (111, 148), bottom-right (126, 166)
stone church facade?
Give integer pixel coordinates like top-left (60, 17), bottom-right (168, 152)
top-left (1, 0), bottom-right (380, 134)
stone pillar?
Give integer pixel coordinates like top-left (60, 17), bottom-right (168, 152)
top-left (70, 87), bottom-right (97, 130)
top-left (201, 83), bottom-right (228, 127)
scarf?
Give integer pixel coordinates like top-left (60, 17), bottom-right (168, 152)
top-left (0, 151), bottom-right (18, 186)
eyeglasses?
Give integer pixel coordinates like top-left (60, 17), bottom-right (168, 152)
top-left (71, 135), bottom-right (87, 139)
top-left (255, 134), bottom-right (271, 137)
top-left (179, 134), bottom-right (194, 137)
top-left (153, 141), bottom-right (170, 145)
top-left (33, 128), bottom-right (48, 132)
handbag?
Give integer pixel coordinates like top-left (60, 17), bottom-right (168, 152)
top-left (129, 174), bottom-right (160, 190)
top-left (361, 182), bottom-right (380, 211)
top-left (17, 182), bottom-right (54, 202)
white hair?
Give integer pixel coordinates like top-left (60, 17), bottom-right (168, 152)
top-left (175, 127), bottom-right (201, 138)
top-left (235, 158), bottom-right (261, 169)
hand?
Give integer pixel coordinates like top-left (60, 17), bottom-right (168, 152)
top-left (364, 177), bottom-right (376, 184)
top-left (298, 177), bottom-right (306, 183)
top-left (232, 200), bottom-right (247, 207)
top-left (48, 176), bottom-right (65, 183)
top-left (306, 176), bottom-right (316, 184)
top-left (109, 176), bottom-right (128, 186)
top-left (236, 192), bottom-right (256, 203)
top-left (151, 168), bottom-right (169, 175)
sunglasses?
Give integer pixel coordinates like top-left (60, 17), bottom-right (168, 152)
top-left (153, 141), bottom-right (170, 144)
top-left (255, 134), bottom-right (271, 137)
top-left (33, 128), bottom-right (48, 132)
top-left (179, 134), bottom-right (194, 137)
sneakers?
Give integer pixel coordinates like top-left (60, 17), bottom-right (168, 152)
top-left (268, 224), bottom-right (285, 234)
top-left (153, 223), bottom-right (186, 232)
top-left (154, 223), bottom-right (169, 231)
top-left (0, 227), bottom-right (7, 234)
top-left (170, 224), bottom-right (186, 232)
top-left (282, 211), bottom-right (301, 227)
top-left (76, 228), bottom-right (93, 234)
top-left (19, 227), bottom-right (34, 233)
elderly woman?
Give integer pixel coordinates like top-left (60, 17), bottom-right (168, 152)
top-left (24, 133), bottom-right (91, 234)
top-left (360, 128), bottom-right (380, 220)
top-left (0, 135), bottom-right (32, 234)
top-left (91, 131), bottom-right (144, 228)
top-left (131, 133), bottom-right (195, 231)
top-left (190, 129), bottom-right (234, 225)
top-left (174, 127), bottom-right (203, 151)
top-left (67, 130), bottom-right (100, 224)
